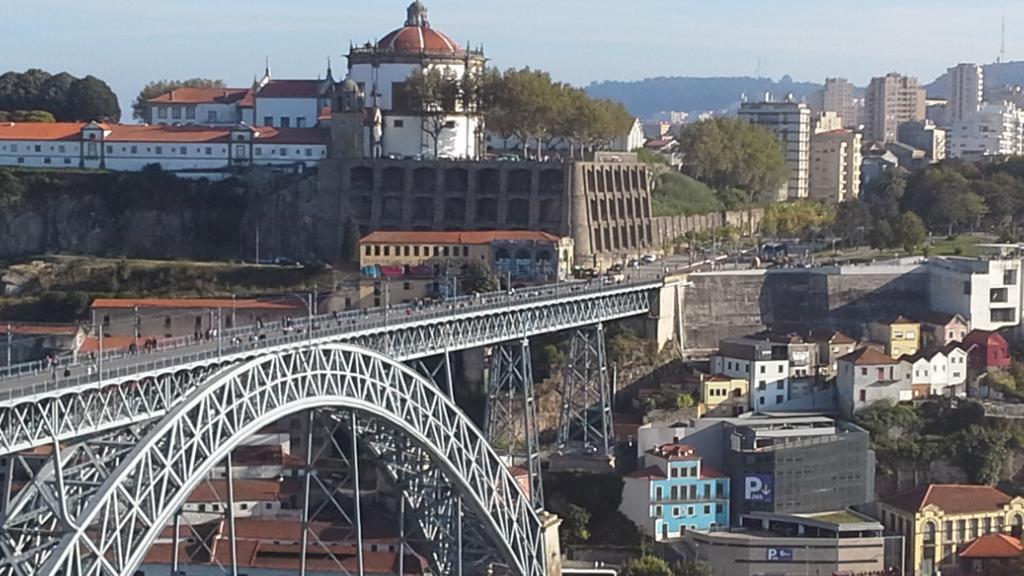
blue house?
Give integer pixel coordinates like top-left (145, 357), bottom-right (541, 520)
top-left (620, 443), bottom-right (730, 541)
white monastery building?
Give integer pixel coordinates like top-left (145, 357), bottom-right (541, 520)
top-left (0, 2), bottom-right (488, 178)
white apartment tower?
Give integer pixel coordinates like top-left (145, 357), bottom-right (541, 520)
top-left (947, 63), bottom-right (984, 126)
top-left (738, 99), bottom-right (811, 201)
top-left (809, 129), bottom-right (862, 204)
top-left (865, 73), bottom-right (927, 143)
top-left (949, 102), bottom-right (1024, 158)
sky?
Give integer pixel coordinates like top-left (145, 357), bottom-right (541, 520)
top-left (2, 0), bottom-right (1022, 117)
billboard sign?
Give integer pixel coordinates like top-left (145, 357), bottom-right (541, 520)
top-left (744, 474), bottom-right (774, 502)
top-left (767, 547), bottom-right (794, 562)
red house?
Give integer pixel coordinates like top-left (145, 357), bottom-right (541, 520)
top-left (962, 329), bottom-right (1012, 370)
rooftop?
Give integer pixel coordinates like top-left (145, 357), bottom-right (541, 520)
top-left (838, 347), bottom-right (900, 366)
top-left (360, 230), bottom-right (563, 245)
top-left (882, 484), bottom-right (1016, 515)
top-left (0, 122), bottom-right (327, 145)
top-left (147, 87), bottom-right (250, 105)
top-left (959, 532), bottom-right (1024, 559)
top-left (90, 297), bottom-right (306, 311)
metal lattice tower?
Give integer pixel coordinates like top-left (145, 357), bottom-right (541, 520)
top-left (557, 324), bottom-right (614, 458)
top-left (484, 338), bottom-right (544, 511)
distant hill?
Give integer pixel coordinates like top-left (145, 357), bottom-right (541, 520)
top-left (927, 60), bottom-right (1024, 98)
top-left (585, 75), bottom-right (822, 119)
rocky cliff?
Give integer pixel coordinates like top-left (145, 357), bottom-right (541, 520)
top-left (0, 168), bottom-right (343, 263)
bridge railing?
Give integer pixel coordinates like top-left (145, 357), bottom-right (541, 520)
top-left (0, 278), bottom-right (659, 402)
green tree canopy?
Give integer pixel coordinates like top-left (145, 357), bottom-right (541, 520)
top-left (0, 69), bottom-right (120, 121)
top-left (760, 200), bottom-right (835, 239)
top-left (405, 68), bottom-right (461, 158)
top-left (131, 78), bottom-right (225, 121)
top-left (676, 117), bottom-right (788, 203)
top-left (460, 261), bottom-right (500, 294)
top-left (621, 556), bottom-right (673, 576)
top-left (651, 173), bottom-right (724, 217)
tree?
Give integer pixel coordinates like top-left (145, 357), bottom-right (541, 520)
top-left (894, 212), bottom-right (927, 252)
top-left (831, 200), bottom-right (872, 246)
top-left (676, 394), bottom-right (695, 409)
top-left (66, 76), bottom-right (121, 122)
top-left (340, 217), bottom-right (362, 265)
top-left (676, 117), bottom-right (788, 203)
top-left (651, 173), bottom-right (724, 217)
top-left (460, 261), bottom-right (499, 294)
top-left (869, 219), bottom-right (894, 251)
top-left (760, 200), bottom-right (835, 239)
top-left (671, 560), bottom-right (713, 576)
top-left (406, 68), bottom-right (462, 158)
top-left (559, 504), bottom-right (591, 544)
top-left (132, 78), bottom-right (225, 121)
top-left (621, 556), bottom-right (673, 576)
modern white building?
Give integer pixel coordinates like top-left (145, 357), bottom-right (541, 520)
top-left (711, 337), bottom-right (790, 411)
top-left (947, 63), bottom-right (984, 127)
top-left (928, 256), bottom-right (1023, 331)
top-left (948, 102), bottom-right (1024, 159)
top-left (738, 100), bottom-right (811, 201)
top-left (0, 121), bottom-right (327, 179)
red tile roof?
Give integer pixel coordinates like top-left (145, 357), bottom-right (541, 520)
top-left (379, 26), bottom-right (461, 54)
top-left (959, 532), bottom-right (1024, 559)
top-left (838, 347), bottom-right (900, 366)
top-left (882, 484), bottom-right (1014, 515)
top-left (0, 122), bottom-right (86, 141)
top-left (187, 479), bottom-right (281, 503)
top-left (700, 464), bottom-right (727, 479)
top-left (90, 298), bottom-right (305, 311)
top-left (147, 87), bottom-right (250, 105)
top-left (256, 126), bottom-right (329, 145)
top-left (78, 336), bottom-right (137, 354)
top-left (257, 80), bottom-right (321, 99)
top-left (361, 230), bottom-right (562, 245)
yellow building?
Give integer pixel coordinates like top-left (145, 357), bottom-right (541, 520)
top-left (357, 230), bottom-right (574, 308)
top-left (868, 315), bottom-right (921, 358)
top-left (698, 374), bottom-right (748, 417)
top-left (878, 484), bottom-right (1024, 576)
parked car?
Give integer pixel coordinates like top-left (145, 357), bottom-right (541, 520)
top-left (641, 254), bottom-right (657, 264)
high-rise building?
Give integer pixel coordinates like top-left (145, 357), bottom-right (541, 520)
top-left (819, 78), bottom-right (857, 128)
top-left (948, 102), bottom-right (1024, 159)
top-left (738, 100), bottom-right (811, 200)
top-left (864, 73), bottom-right (927, 143)
top-left (897, 120), bottom-right (946, 163)
top-left (947, 63), bottom-right (984, 126)
top-left (809, 129), bottom-right (862, 204)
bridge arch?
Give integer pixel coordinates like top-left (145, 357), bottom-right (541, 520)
top-left (38, 344), bottom-right (546, 576)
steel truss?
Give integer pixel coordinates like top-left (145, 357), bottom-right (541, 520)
top-left (484, 338), bottom-right (544, 512)
top-left (557, 324), bottom-right (614, 457)
top-left (8, 345), bottom-right (545, 576)
top-left (0, 283), bottom-right (653, 456)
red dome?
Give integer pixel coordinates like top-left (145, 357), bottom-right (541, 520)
top-left (378, 26), bottom-right (461, 54)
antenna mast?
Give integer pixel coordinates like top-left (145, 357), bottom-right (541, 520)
top-left (1000, 15), bottom-right (1006, 64)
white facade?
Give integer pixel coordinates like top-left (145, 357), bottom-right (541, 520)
top-left (947, 63), bottom-right (984, 126)
top-left (254, 97), bottom-right (321, 129)
top-left (900, 348), bottom-right (967, 397)
top-left (151, 101), bottom-right (243, 126)
top-left (711, 355), bottom-right (790, 411)
top-left (809, 129), bottom-right (862, 203)
top-left (738, 100), bottom-right (811, 200)
top-left (0, 122), bottom-right (327, 180)
top-left (612, 118), bottom-right (646, 152)
top-left (928, 257), bottom-right (1022, 331)
top-left (948, 102), bottom-right (1024, 158)
top-left (837, 354), bottom-right (908, 418)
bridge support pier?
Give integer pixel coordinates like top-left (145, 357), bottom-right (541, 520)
top-left (484, 337), bottom-right (544, 511)
top-left (556, 324), bottom-right (614, 465)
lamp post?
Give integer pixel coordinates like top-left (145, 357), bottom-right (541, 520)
top-left (5, 323), bottom-right (11, 368)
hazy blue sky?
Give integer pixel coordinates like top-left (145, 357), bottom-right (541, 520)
top-left (2, 0), bottom-right (1021, 116)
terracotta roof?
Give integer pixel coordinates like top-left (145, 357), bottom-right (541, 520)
top-left (361, 230), bottom-right (562, 245)
top-left (964, 329), bottom-right (1008, 347)
top-left (625, 465), bottom-right (666, 480)
top-left (378, 25), bottom-right (461, 54)
top-left (838, 347), bottom-right (900, 366)
top-left (706, 374), bottom-right (741, 383)
top-left (700, 464), bottom-right (727, 479)
top-left (0, 122), bottom-right (86, 141)
top-left (830, 331), bottom-right (856, 345)
top-left (78, 336), bottom-right (137, 354)
top-left (0, 122), bottom-right (326, 145)
top-left (959, 532), bottom-right (1024, 559)
top-left (5, 323), bottom-right (79, 336)
top-left (879, 315), bottom-right (918, 325)
top-left (91, 298), bottom-right (305, 311)
top-left (187, 479), bottom-right (281, 503)
top-left (147, 87), bottom-right (250, 105)
top-left (256, 80), bottom-right (322, 99)
top-left (882, 484), bottom-right (1014, 515)
top-left (917, 311), bottom-right (966, 326)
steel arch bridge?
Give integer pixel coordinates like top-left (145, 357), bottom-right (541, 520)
top-left (6, 345), bottom-right (547, 576)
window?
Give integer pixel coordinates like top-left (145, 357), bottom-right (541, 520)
top-left (992, 308), bottom-right (1016, 323)
top-left (280, 117), bottom-right (291, 128)
top-left (776, 394), bottom-right (783, 404)
top-left (43, 157), bottom-right (51, 164)
top-left (964, 281), bottom-right (971, 295)
top-left (859, 390), bottom-right (866, 402)
top-left (63, 158), bottom-right (71, 165)
top-left (759, 365), bottom-right (765, 374)
top-left (991, 288), bottom-right (1010, 303)
top-left (394, 119), bottom-right (405, 128)
top-left (171, 107), bottom-right (181, 119)
top-left (383, 246), bottom-right (390, 256)
top-left (403, 282), bottom-right (411, 290)
top-left (34, 144), bottom-right (41, 152)
top-left (442, 246), bottom-right (450, 257)
top-left (297, 118), bottom-right (306, 128)
top-left (106, 145), bottom-right (113, 153)
top-left (186, 107), bottom-right (196, 119)
top-left (264, 116), bottom-right (273, 126)
top-left (413, 246), bottom-right (420, 256)
top-left (305, 148), bottom-right (312, 157)
top-left (861, 367), bottom-right (868, 376)
top-left (58, 145), bottom-right (65, 153)
top-left (208, 110), bottom-right (218, 123)
top-left (255, 148), bottom-right (263, 156)
top-left (776, 382), bottom-right (784, 390)
top-left (179, 146), bottom-right (187, 155)
top-left (778, 365), bottom-right (784, 373)
top-left (155, 146), bottom-right (163, 155)
top-left (364, 246), bottom-right (371, 256)
top-left (279, 148), bottom-right (287, 156)
top-left (759, 397), bottom-right (765, 405)
top-left (205, 147), bottom-right (212, 155)
top-left (403, 246), bottom-right (410, 256)
top-left (1005, 269), bottom-right (1018, 286)
top-left (374, 245), bottom-right (381, 256)
top-left (158, 107), bottom-right (167, 119)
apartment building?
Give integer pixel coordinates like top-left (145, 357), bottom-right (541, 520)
top-left (738, 100), bottom-right (811, 200)
top-left (809, 128), bottom-right (861, 203)
top-left (865, 73), bottom-right (927, 143)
